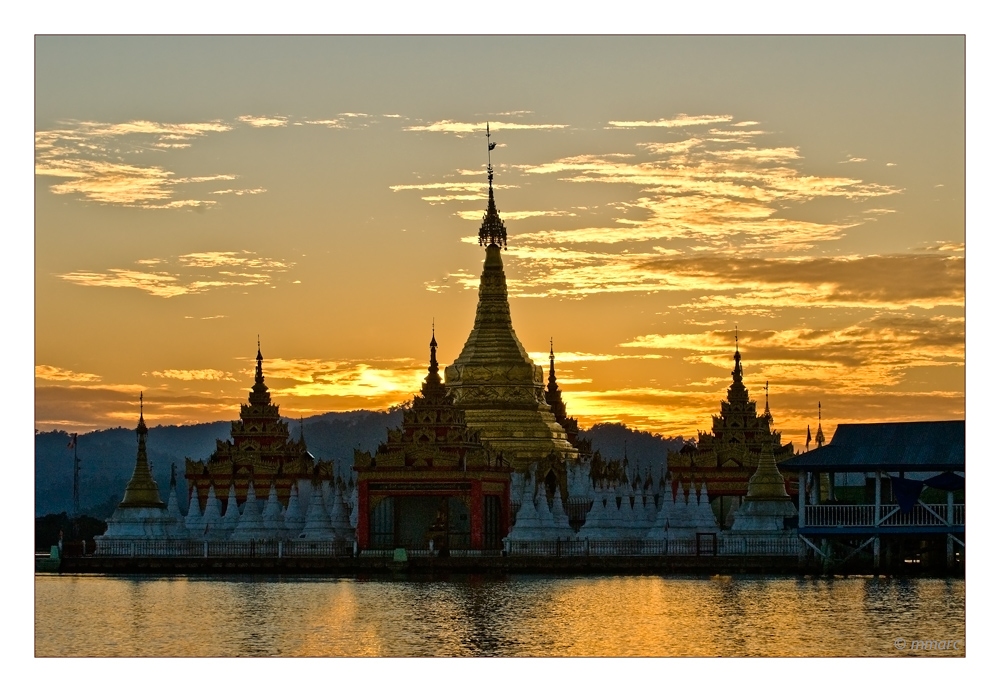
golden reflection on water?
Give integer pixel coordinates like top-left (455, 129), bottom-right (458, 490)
top-left (35, 574), bottom-right (964, 657)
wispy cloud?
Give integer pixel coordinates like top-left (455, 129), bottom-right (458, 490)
top-left (607, 114), bottom-right (733, 128)
top-left (621, 315), bottom-right (965, 396)
top-left (35, 119), bottom-right (259, 208)
top-left (35, 365), bottom-right (102, 383)
top-left (237, 115), bottom-right (289, 128)
top-left (149, 369), bottom-right (235, 381)
top-left (404, 120), bottom-right (568, 134)
top-left (58, 251), bottom-right (294, 298)
top-left (455, 209), bottom-right (576, 221)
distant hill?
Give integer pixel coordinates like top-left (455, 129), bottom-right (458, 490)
top-left (35, 411), bottom-right (691, 518)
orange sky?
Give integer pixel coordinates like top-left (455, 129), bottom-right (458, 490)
top-left (33, 36), bottom-right (966, 448)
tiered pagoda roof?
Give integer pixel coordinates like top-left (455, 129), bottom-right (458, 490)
top-left (185, 342), bottom-right (326, 509)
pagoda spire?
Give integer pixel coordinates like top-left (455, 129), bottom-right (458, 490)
top-left (815, 402), bottom-right (825, 447)
top-left (249, 338), bottom-right (271, 406)
top-left (545, 338), bottom-right (568, 423)
top-left (726, 325), bottom-right (748, 404)
top-left (119, 392), bottom-right (165, 508)
top-left (478, 123), bottom-right (507, 249)
top-left (421, 322), bottom-right (447, 398)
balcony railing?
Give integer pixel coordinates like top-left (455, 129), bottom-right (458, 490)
top-left (803, 503), bottom-right (964, 528)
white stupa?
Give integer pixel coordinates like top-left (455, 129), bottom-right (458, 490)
top-left (284, 484), bottom-right (305, 537)
top-left (184, 485), bottom-right (204, 535)
top-left (165, 472), bottom-right (187, 539)
top-left (506, 473), bottom-right (550, 541)
top-left (221, 484), bottom-right (241, 534)
top-left (261, 484), bottom-right (285, 538)
top-left (232, 481), bottom-right (266, 539)
top-left (550, 492), bottom-right (575, 540)
top-left (202, 485), bottom-right (226, 539)
top-left (299, 481), bottom-right (336, 540)
top-left (328, 482), bottom-right (354, 541)
top-left (579, 487), bottom-right (623, 540)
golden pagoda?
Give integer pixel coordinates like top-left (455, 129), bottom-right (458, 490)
top-left (119, 392), bottom-right (166, 509)
top-left (444, 126), bottom-right (580, 497)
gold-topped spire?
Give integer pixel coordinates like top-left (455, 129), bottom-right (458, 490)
top-left (816, 401), bottom-right (825, 447)
top-left (479, 123), bottom-right (507, 249)
top-left (119, 393), bottom-right (165, 508)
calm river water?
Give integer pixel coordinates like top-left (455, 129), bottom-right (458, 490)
top-left (35, 574), bottom-right (964, 657)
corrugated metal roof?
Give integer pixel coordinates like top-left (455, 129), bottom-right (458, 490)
top-left (778, 420), bottom-right (964, 472)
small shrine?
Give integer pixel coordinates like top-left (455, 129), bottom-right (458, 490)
top-left (667, 333), bottom-right (794, 525)
top-left (184, 341), bottom-right (329, 515)
top-left (354, 330), bottom-right (513, 552)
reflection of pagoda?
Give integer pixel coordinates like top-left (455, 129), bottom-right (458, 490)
top-left (354, 330), bottom-right (512, 551)
top-left (667, 334), bottom-right (794, 525)
top-left (443, 129), bottom-right (581, 500)
top-left (184, 342), bottom-right (328, 513)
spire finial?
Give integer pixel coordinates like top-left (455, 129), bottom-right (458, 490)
top-left (140, 391), bottom-right (144, 420)
top-left (422, 322), bottom-right (444, 396)
top-left (815, 401), bottom-right (825, 447)
top-left (765, 381), bottom-right (770, 411)
top-left (479, 124), bottom-right (507, 249)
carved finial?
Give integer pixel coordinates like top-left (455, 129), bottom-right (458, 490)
top-left (816, 401), bottom-right (825, 447)
top-left (479, 123), bottom-right (507, 249)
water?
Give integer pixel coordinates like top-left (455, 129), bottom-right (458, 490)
top-left (35, 574), bottom-right (964, 657)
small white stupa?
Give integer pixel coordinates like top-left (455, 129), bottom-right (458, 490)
top-left (299, 481), bottom-right (336, 540)
top-left (202, 485), bottom-right (225, 539)
top-left (283, 484), bottom-right (305, 537)
top-left (232, 481), bottom-right (266, 539)
top-left (506, 473), bottom-right (549, 541)
top-left (184, 485), bottom-right (204, 535)
top-left (328, 481), bottom-right (354, 541)
top-left (261, 484), bottom-right (285, 538)
top-left (221, 484), bottom-right (241, 534)
top-left (165, 465), bottom-right (187, 539)
top-left (550, 492), bottom-right (575, 540)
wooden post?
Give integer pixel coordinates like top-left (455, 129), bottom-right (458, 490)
top-left (278, 540), bottom-right (283, 559)
top-left (874, 471), bottom-right (882, 525)
top-left (946, 490), bottom-right (955, 569)
top-left (798, 471), bottom-right (807, 526)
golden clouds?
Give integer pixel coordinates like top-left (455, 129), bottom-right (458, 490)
top-left (58, 251), bottom-right (293, 298)
top-left (237, 115), bottom-right (289, 127)
top-left (637, 254), bottom-right (965, 309)
top-left (35, 365), bottom-right (101, 383)
top-left (607, 114), bottom-right (734, 129)
top-left (150, 369), bottom-right (234, 381)
top-left (35, 119), bottom-right (256, 208)
top-left (404, 120), bottom-right (568, 134)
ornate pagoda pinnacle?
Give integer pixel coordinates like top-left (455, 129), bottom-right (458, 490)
top-left (727, 326), bottom-right (749, 404)
top-left (816, 401), bottom-right (825, 447)
top-left (421, 323), bottom-right (447, 399)
top-left (764, 381), bottom-right (772, 423)
top-left (478, 123), bottom-right (507, 249)
top-left (249, 339), bottom-right (271, 406)
top-left (119, 393), bottom-right (166, 509)
top-left (545, 338), bottom-right (568, 423)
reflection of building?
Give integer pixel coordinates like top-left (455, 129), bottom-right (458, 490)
top-left (354, 331), bottom-right (512, 551)
top-left (667, 340), bottom-right (794, 525)
top-left (184, 343), bottom-right (327, 513)
top-left (444, 158), bottom-right (581, 501)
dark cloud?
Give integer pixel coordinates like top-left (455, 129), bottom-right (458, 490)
top-left (636, 253), bottom-right (965, 306)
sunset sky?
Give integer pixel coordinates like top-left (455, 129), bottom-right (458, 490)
top-left (33, 36), bottom-right (966, 447)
